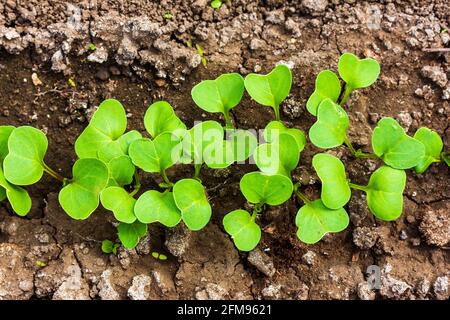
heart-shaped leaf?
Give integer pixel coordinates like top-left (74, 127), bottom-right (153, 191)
top-left (263, 121), bottom-right (306, 152)
top-left (413, 127), bottom-right (443, 174)
top-left (226, 129), bottom-right (258, 163)
top-left (312, 153), bottom-right (351, 209)
top-left (100, 186), bottom-right (136, 223)
top-left (191, 73), bottom-right (245, 126)
top-left (134, 190), bottom-right (181, 227)
top-left (295, 199), bottom-right (349, 244)
top-left (129, 132), bottom-right (182, 173)
top-left (75, 99), bottom-right (127, 158)
top-left (107, 155), bottom-right (135, 187)
top-left (443, 153), bottom-right (450, 167)
top-left (117, 221), bottom-right (148, 249)
top-left (306, 70), bottom-right (341, 116)
top-left (244, 64), bottom-right (292, 120)
top-left (254, 132), bottom-right (300, 176)
top-left (372, 117), bottom-right (425, 169)
top-left (0, 166), bottom-right (32, 216)
top-left (338, 52), bottom-right (380, 89)
top-left (0, 125), bottom-right (14, 160)
top-left (3, 126), bottom-right (48, 185)
top-left (203, 139), bottom-right (234, 169)
top-left (97, 130), bottom-right (142, 163)
top-left (223, 209), bottom-right (261, 251)
top-left (365, 166), bottom-right (406, 221)
top-left (144, 101), bottom-right (186, 139)
top-left (173, 179), bottom-right (211, 231)
top-left (58, 158), bottom-right (109, 220)
top-left (309, 99), bottom-right (349, 149)
top-left (240, 172), bottom-right (293, 205)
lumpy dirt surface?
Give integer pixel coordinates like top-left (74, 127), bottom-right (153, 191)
top-left (0, 0), bottom-right (449, 300)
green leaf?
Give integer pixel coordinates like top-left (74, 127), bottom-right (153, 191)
top-left (413, 127), bottom-right (443, 174)
top-left (306, 70), bottom-right (341, 116)
top-left (244, 64), bottom-right (292, 120)
top-left (203, 139), bottom-right (234, 169)
top-left (309, 99), bottom-right (349, 149)
top-left (366, 166), bottom-right (406, 221)
top-left (227, 129), bottom-right (258, 162)
top-left (129, 133), bottom-right (182, 173)
top-left (295, 199), bottom-right (349, 244)
top-left (263, 121), bottom-right (306, 152)
top-left (0, 166), bottom-right (32, 216)
top-left (173, 179), bottom-right (211, 231)
top-left (240, 172), bottom-right (293, 205)
top-left (107, 155), bottom-right (135, 187)
top-left (0, 125), bottom-right (14, 161)
top-left (101, 240), bottom-right (114, 254)
top-left (144, 101), bottom-right (186, 139)
top-left (210, 0), bottom-right (222, 9)
top-left (97, 130), bottom-right (142, 163)
top-left (312, 153), bottom-right (351, 209)
top-left (134, 190), bottom-right (181, 227)
top-left (223, 209), bottom-right (261, 251)
top-left (58, 158), bottom-right (109, 220)
top-left (3, 126), bottom-right (48, 185)
top-left (254, 133), bottom-right (300, 176)
top-left (100, 186), bottom-right (136, 223)
top-left (372, 117), bottom-right (425, 169)
top-left (191, 73), bottom-right (245, 116)
top-left (442, 153), bottom-right (450, 167)
top-left (338, 52), bottom-right (380, 89)
top-left (75, 99), bottom-right (127, 158)
top-left (117, 221), bottom-right (147, 249)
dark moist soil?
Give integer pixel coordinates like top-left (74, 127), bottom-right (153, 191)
top-left (0, 0), bottom-right (449, 300)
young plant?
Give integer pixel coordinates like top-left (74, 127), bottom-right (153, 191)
top-left (117, 221), bottom-right (148, 249)
top-left (244, 64), bottom-right (292, 121)
top-left (102, 240), bottom-right (120, 255)
top-left (413, 127), bottom-right (445, 173)
top-left (134, 190), bottom-right (181, 227)
top-left (306, 70), bottom-right (341, 116)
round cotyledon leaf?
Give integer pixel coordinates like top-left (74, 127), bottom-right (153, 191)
top-left (306, 70), bottom-right (341, 116)
top-left (3, 126), bottom-right (48, 185)
top-left (413, 127), bottom-right (443, 174)
top-left (97, 130), bottom-right (142, 163)
top-left (58, 158), bottom-right (109, 220)
top-left (239, 172), bottom-right (293, 206)
top-left (263, 121), bottom-right (306, 152)
top-left (365, 165), bottom-right (406, 221)
top-left (372, 117), bottom-right (425, 169)
top-left (173, 179), bottom-right (211, 231)
top-left (0, 166), bottom-right (32, 216)
top-left (0, 125), bottom-right (14, 161)
top-left (312, 153), bottom-right (351, 209)
top-left (309, 99), bottom-right (349, 149)
top-left (226, 129), bottom-right (258, 163)
top-left (134, 190), bottom-right (181, 227)
top-left (107, 155), bottom-right (135, 187)
top-left (144, 101), bottom-right (186, 139)
top-left (117, 221), bottom-right (148, 249)
top-left (100, 186), bottom-right (136, 224)
top-left (338, 52), bottom-right (380, 89)
top-left (75, 99), bottom-right (127, 158)
top-left (223, 209), bottom-right (261, 252)
top-left (295, 199), bottom-right (349, 244)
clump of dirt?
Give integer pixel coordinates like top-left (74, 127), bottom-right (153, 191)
top-left (0, 0), bottom-right (449, 300)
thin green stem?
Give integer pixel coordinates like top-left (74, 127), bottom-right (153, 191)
top-left (223, 110), bottom-right (234, 129)
top-left (344, 135), bottom-right (357, 155)
top-left (295, 191), bottom-right (311, 204)
top-left (43, 163), bottom-right (66, 183)
top-left (194, 163), bottom-right (202, 179)
top-left (339, 85), bottom-right (353, 106)
top-left (251, 202), bottom-right (263, 221)
top-left (160, 170), bottom-right (172, 186)
top-left (349, 182), bottom-right (369, 192)
top-left (129, 173), bottom-right (141, 197)
top-left (344, 135), bottom-right (378, 159)
top-left (274, 105), bottom-right (281, 121)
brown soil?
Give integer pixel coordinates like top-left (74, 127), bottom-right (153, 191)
top-left (0, 0), bottom-right (449, 300)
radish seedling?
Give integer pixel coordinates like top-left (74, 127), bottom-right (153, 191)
top-left (144, 101), bottom-right (186, 139)
top-left (117, 221), bottom-right (148, 249)
top-left (134, 190), bottom-right (181, 227)
top-left (244, 64), bottom-right (292, 121)
top-left (413, 127), bottom-right (444, 173)
top-left (100, 186), bottom-right (137, 224)
top-left (223, 209), bottom-right (261, 252)
top-left (306, 70), bottom-right (341, 116)
top-left (102, 240), bottom-right (120, 255)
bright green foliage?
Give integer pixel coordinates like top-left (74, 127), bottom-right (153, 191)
top-left (312, 153), bottom-right (351, 209)
top-left (107, 155), bottom-right (135, 187)
top-left (211, 0), bottom-right (222, 9)
top-left (309, 99), bottom-right (349, 149)
top-left (365, 166), bottom-right (406, 221)
top-left (117, 221), bottom-right (148, 249)
top-left (244, 64), bottom-right (292, 120)
top-left (223, 209), bottom-right (261, 251)
top-left (306, 70), bottom-right (341, 116)
top-left (75, 99), bottom-right (127, 158)
top-left (338, 53), bottom-right (380, 89)
top-left (372, 117), bottom-right (425, 169)
top-left (191, 73), bottom-right (245, 127)
top-left (134, 190), bottom-right (181, 227)
top-left (295, 199), bottom-right (349, 244)
top-left (443, 153), bottom-right (450, 167)
top-left (413, 127), bottom-right (443, 174)
top-left (59, 158), bottom-right (109, 220)
top-left (0, 125), bottom-right (14, 160)
top-left (97, 130), bottom-right (142, 163)
top-left (240, 172), bottom-right (293, 206)
top-left (173, 179), bottom-right (211, 231)
top-left (144, 101), bottom-right (186, 139)
top-left (227, 129), bottom-right (258, 162)
top-left (254, 133), bottom-right (300, 176)
top-left (152, 252), bottom-right (168, 260)
top-left (129, 133), bottom-right (182, 173)
top-left (0, 167), bottom-right (32, 216)
top-left (3, 126), bottom-right (48, 185)
top-left (100, 186), bottom-right (136, 223)
top-left (264, 121), bottom-right (306, 152)
top-left (101, 240), bottom-right (120, 255)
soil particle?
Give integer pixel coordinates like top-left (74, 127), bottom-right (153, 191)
top-left (301, 0), bottom-right (329, 15)
top-left (151, 269), bottom-right (176, 296)
top-left (379, 265), bottom-right (412, 300)
top-left (301, 251), bottom-right (316, 266)
top-left (135, 235), bottom-right (151, 255)
top-left (419, 208), bottom-right (450, 247)
top-left (195, 283), bottom-right (229, 300)
top-left (97, 269), bottom-right (120, 300)
top-left (421, 65), bottom-right (448, 88)
top-left (164, 224), bottom-right (192, 258)
top-left (433, 276), bottom-right (449, 300)
top-left (352, 227), bottom-right (379, 250)
top-left (127, 274), bottom-right (152, 300)
top-left (247, 248), bottom-right (276, 277)
top-left (357, 282), bottom-right (376, 300)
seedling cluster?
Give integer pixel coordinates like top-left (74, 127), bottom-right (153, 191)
top-left (0, 53), bottom-right (448, 254)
